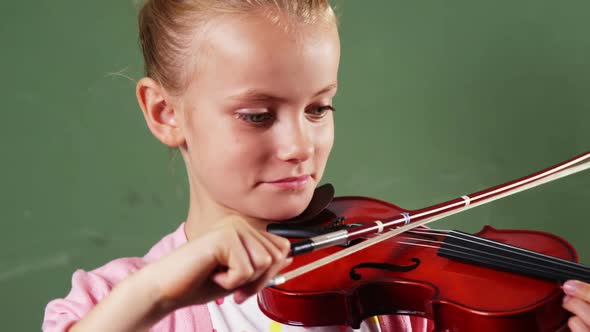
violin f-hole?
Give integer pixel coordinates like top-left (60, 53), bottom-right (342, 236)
top-left (349, 258), bottom-right (421, 280)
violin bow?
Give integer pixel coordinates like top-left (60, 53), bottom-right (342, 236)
top-left (268, 151), bottom-right (590, 287)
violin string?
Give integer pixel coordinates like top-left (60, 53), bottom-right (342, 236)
top-left (405, 229), bottom-right (449, 235)
top-left (403, 229), bottom-right (590, 274)
top-left (394, 241), bottom-right (439, 250)
top-left (410, 229), bottom-right (590, 274)
top-left (435, 230), bottom-right (588, 275)
top-left (268, 159), bottom-right (590, 286)
top-left (392, 232), bottom-right (590, 280)
top-left (394, 239), bottom-right (590, 281)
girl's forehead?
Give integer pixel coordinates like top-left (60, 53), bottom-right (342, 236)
top-left (201, 12), bottom-right (338, 54)
top-left (184, 13), bottom-right (340, 97)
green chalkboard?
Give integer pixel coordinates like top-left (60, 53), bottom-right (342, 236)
top-left (1, 1), bottom-right (589, 330)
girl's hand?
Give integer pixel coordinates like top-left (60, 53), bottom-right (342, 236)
top-left (70, 215), bottom-right (291, 332)
top-left (563, 280), bottom-right (590, 331)
top-left (140, 215), bottom-right (292, 312)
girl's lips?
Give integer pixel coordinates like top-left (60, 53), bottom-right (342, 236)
top-left (266, 175), bottom-right (311, 189)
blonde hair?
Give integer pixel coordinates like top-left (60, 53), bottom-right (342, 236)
top-left (138, 0), bottom-right (337, 94)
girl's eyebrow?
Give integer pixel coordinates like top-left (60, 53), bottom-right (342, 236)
top-left (228, 90), bottom-right (287, 103)
top-left (227, 83), bottom-right (338, 103)
top-left (313, 83), bottom-right (338, 97)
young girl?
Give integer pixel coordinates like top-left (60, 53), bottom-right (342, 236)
top-left (43, 1), bottom-right (590, 331)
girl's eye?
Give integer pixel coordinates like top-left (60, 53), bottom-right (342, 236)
top-left (306, 105), bottom-right (335, 119)
top-left (237, 112), bottom-right (274, 124)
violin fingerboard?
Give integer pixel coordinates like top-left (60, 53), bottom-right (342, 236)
top-left (438, 231), bottom-right (590, 284)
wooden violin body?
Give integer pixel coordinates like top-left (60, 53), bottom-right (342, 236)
top-left (259, 196), bottom-right (578, 332)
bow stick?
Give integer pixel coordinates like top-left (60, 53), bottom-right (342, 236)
top-left (268, 151), bottom-right (590, 287)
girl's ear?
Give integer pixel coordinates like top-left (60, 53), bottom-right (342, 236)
top-left (136, 77), bottom-right (185, 147)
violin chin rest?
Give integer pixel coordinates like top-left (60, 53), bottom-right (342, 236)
top-left (285, 183), bottom-right (335, 224)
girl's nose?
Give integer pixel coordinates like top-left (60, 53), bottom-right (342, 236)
top-left (276, 121), bottom-right (314, 163)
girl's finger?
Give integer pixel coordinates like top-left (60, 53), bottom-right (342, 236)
top-left (564, 280), bottom-right (590, 303)
top-left (237, 223), bottom-right (290, 281)
top-left (237, 228), bottom-right (276, 283)
top-left (564, 295), bottom-right (590, 328)
top-left (568, 316), bottom-right (590, 332)
top-left (261, 231), bottom-right (292, 258)
top-left (212, 229), bottom-right (256, 290)
top-left (233, 256), bottom-right (293, 303)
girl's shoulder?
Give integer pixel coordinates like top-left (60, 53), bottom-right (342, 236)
top-left (42, 223), bottom-right (187, 331)
top-left (42, 257), bottom-right (147, 331)
top-left (67, 222), bottom-right (187, 291)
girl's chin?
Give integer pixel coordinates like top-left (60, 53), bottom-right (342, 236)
top-left (255, 198), bottom-right (312, 222)
top-left (257, 206), bottom-right (308, 222)
top-left (243, 187), bottom-right (316, 221)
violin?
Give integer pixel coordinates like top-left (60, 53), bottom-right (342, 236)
top-left (259, 152), bottom-right (590, 332)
